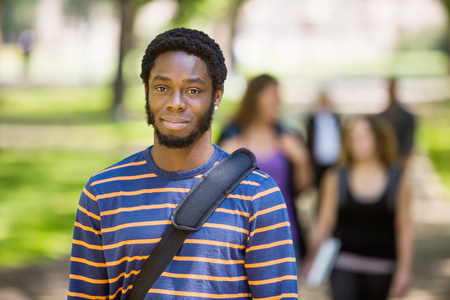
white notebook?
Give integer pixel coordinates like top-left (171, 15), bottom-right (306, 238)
top-left (306, 238), bottom-right (341, 288)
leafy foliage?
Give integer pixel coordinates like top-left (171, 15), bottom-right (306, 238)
top-left (1, 0), bottom-right (38, 42)
top-left (174, 0), bottom-right (246, 25)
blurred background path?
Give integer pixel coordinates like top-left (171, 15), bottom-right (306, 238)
top-left (0, 151), bottom-right (449, 300)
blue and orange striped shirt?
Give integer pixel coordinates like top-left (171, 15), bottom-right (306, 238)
top-left (68, 145), bottom-right (298, 299)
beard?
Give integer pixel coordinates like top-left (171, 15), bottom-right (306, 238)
top-left (145, 100), bottom-right (215, 149)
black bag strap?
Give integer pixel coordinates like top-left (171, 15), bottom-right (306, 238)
top-left (128, 148), bottom-right (257, 300)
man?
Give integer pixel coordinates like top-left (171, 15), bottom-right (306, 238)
top-left (68, 28), bottom-right (298, 299)
top-left (306, 89), bottom-right (340, 190)
top-left (377, 78), bottom-right (416, 167)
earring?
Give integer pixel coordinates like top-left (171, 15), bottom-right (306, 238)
top-left (214, 106), bottom-right (218, 110)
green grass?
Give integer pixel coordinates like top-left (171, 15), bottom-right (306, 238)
top-left (0, 86), bottom-right (111, 124)
top-left (418, 126), bottom-right (450, 189)
top-left (0, 85), bottom-right (235, 267)
top-left (0, 149), bottom-right (124, 267)
top-left (0, 85), bottom-right (151, 267)
top-left (0, 85), bottom-right (449, 268)
top-left (416, 99), bottom-right (450, 192)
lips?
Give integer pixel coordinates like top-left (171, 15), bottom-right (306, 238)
top-left (161, 117), bottom-right (190, 131)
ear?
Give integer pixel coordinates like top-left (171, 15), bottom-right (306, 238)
top-left (213, 86), bottom-right (224, 108)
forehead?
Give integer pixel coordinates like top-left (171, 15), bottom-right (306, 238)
top-left (349, 118), bottom-right (372, 134)
top-left (150, 51), bottom-right (211, 84)
top-left (261, 82), bottom-right (278, 93)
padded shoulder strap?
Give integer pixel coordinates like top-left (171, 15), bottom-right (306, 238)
top-left (171, 148), bottom-right (257, 231)
top-left (128, 148), bottom-right (257, 300)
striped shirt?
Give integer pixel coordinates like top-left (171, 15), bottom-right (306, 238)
top-left (68, 145), bottom-right (298, 299)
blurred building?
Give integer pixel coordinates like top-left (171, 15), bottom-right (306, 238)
top-left (234, 0), bottom-right (446, 70)
top-left (0, 0), bottom-right (448, 109)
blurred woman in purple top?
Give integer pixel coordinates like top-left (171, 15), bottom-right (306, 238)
top-left (218, 74), bottom-right (313, 262)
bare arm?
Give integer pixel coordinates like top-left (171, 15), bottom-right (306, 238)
top-left (303, 169), bottom-right (339, 274)
top-left (280, 133), bottom-right (314, 193)
top-left (392, 171), bottom-right (414, 296)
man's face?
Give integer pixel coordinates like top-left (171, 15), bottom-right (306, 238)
top-left (145, 51), bottom-right (222, 148)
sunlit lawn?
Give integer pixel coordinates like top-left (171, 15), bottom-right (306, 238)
top-left (0, 85), bottom-right (129, 124)
top-left (0, 85), bottom-right (234, 267)
top-left (0, 85), bottom-right (448, 268)
top-left (0, 149), bottom-right (124, 267)
top-left (416, 99), bottom-right (450, 192)
top-left (0, 85), bottom-right (146, 266)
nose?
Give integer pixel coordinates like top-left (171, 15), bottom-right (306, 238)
top-left (166, 91), bottom-right (186, 112)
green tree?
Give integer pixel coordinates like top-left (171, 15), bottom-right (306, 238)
top-left (0, 0), bottom-right (5, 43)
top-left (112, 0), bottom-right (145, 121)
top-left (112, 0), bottom-right (248, 120)
top-left (0, 0), bottom-right (37, 43)
top-left (64, 0), bottom-right (152, 121)
top-left (175, 0), bottom-right (247, 72)
top-left (63, 0), bottom-right (246, 120)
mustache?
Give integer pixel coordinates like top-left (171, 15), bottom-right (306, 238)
top-left (145, 100), bottom-right (215, 148)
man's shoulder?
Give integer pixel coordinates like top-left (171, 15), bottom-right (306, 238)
top-left (90, 148), bottom-right (149, 181)
top-left (237, 168), bottom-right (280, 198)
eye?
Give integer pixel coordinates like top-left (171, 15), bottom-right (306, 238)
top-left (155, 86), bottom-right (168, 92)
top-left (187, 88), bottom-right (200, 95)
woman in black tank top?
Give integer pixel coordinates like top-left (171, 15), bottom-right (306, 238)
top-left (303, 115), bottom-right (413, 300)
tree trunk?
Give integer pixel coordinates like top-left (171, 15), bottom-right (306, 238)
top-left (111, 0), bottom-right (139, 121)
top-left (440, 1), bottom-right (450, 73)
top-left (227, 0), bottom-right (243, 73)
top-left (447, 21), bottom-right (450, 73)
top-left (0, 0), bottom-right (6, 43)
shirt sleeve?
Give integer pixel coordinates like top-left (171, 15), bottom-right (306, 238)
top-left (245, 176), bottom-right (299, 299)
top-left (68, 180), bottom-right (109, 300)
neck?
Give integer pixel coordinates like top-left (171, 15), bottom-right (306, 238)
top-left (150, 131), bottom-right (215, 172)
top-left (244, 122), bottom-right (277, 140)
top-left (352, 156), bottom-right (384, 169)
top-left (388, 97), bottom-right (400, 110)
top-left (241, 122), bottom-right (278, 155)
top-left (247, 117), bottom-right (276, 131)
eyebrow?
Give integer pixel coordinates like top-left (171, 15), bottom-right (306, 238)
top-left (183, 78), bottom-right (206, 85)
top-left (151, 75), bottom-right (206, 85)
top-left (151, 75), bottom-right (171, 83)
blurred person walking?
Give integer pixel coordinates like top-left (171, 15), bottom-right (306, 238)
top-left (16, 29), bottom-right (35, 79)
top-left (304, 115), bottom-right (413, 300)
top-left (68, 28), bottom-right (298, 299)
top-left (306, 89), bottom-right (341, 190)
top-left (377, 78), bottom-right (416, 167)
top-left (218, 74), bottom-right (313, 262)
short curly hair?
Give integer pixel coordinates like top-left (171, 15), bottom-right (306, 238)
top-left (140, 28), bottom-right (227, 97)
